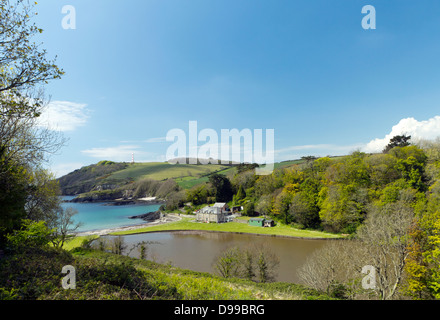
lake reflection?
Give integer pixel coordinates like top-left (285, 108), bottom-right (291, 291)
top-left (104, 231), bottom-right (329, 283)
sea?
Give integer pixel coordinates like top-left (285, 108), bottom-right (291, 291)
top-left (60, 196), bottom-right (162, 232)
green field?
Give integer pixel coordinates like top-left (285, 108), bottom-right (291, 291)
top-left (173, 161), bottom-right (307, 190)
top-left (175, 165), bottom-right (238, 189)
top-left (111, 216), bottom-right (342, 239)
top-left (105, 160), bottom-right (306, 187)
top-left (105, 162), bottom-right (229, 183)
top-left (273, 159), bottom-right (305, 169)
top-left (174, 175), bottom-right (210, 189)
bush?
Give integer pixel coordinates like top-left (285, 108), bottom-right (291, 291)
top-left (213, 244), bottom-right (279, 283)
top-left (6, 219), bottom-right (54, 251)
top-left (0, 247), bottom-right (74, 300)
top-left (0, 246), bottom-right (182, 300)
top-left (243, 202), bottom-right (255, 216)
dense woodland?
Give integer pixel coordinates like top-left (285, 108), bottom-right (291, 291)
top-left (175, 138), bottom-right (440, 299)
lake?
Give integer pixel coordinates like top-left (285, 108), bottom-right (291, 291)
top-left (102, 231), bottom-right (329, 283)
top-left (61, 196), bottom-right (161, 232)
top-left (64, 198), bottom-right (329, 283)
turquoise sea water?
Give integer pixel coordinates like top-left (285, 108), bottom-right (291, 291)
top-left (61, 196), bottom-right (161, 232)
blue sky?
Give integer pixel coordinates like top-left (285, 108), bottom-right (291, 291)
top-left (32, 1), bottom-right (440, 177)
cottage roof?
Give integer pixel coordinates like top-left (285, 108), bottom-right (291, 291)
top-left (201, 206), bottom-right (220, 214)
top-left (213, 202), bottom-right (227, 208)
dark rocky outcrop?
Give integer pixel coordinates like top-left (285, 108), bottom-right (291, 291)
top-left (70, 191), bottom-right (123, 203)
top-left (128, 211), bottom-right (161, 221)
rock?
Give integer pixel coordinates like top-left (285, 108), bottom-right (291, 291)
top-left (104, 200), bottom-right (136, 206)
top-left (128, 210), bottom-right (161, 221)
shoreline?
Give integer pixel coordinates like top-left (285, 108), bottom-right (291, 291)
top-left (74, 214), bottom-right (343, 240)
top-left (63, 194), bottom-right (166, 206)
top-left (114, 228), bottom-right (344, 241)
top-left (75, 213), bottom-right (183, 236)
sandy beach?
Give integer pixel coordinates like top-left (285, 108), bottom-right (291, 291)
top-left (137, 196), bottom-right (157, 201)
top-left (75, 213), bottom-right (182, 237)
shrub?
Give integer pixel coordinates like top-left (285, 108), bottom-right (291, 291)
top-left (6, 219), bottom-right (54, 251)
top-left (0, 247), bottom-right (74, 300)
top-left (213, 245), bottom-right (279, 283)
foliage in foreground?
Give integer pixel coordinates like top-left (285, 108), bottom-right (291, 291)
top-left (0, 245), bottom-right (329, 300)
top-left (0, 224), bottom-right (327, 300)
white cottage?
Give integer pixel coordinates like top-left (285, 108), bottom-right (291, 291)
top-left (196, 203), bottom-right (230, 223)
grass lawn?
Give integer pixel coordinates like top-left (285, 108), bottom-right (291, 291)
top-left (62, 235), bottom-right (99, 251)
top-left (111, 216), bottom-right (342, 239)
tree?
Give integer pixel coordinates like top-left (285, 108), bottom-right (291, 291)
top-left (208, 173), bottom-right (233, 203)
top-left (393, 149), bottom-right (427, 191)
top-left (289, 191), bottom-right (320, 228)
top-left (271, 191), bottom-right (290, 224)
top-left (25, 169), bottom-right (62, 222)
top-left (165, 190), bottom-right (186, 210)
top-left (241, 248), bottom-right (255, 281)
top-left (232, 185), bottom-right (246, 205)
top-left (255, 194), bottom-right (273, 216)
top-left (255, 245), bottom-right (279, 283)
top-left (356, 201), bottom-right (414, 300)
top-left (0, 1), bottom-right (63, 95)
top-left (6, 219), bottom-right (53, 250)
top-left (404, 194), bottom-right (440, 300)
top-left (298, 240), bottom-right (367, 299)
top-left (186, 184), bottom-right (209, 205)
top-left (383, 135), bottom-right (412, 153)
top-left (301, 156), bottom-right (318, 162)
top-left (0, 0), bottom-right (64, 243)
top-left (111, 236), bottom-right (127, 255)
top-left (213, 245), bottom-right (279, 283)
top-left (318, 184), bottom-right (366, 233)
top-left (0, 153), bottom-right (27, 243)
top-left (364, 153), bottom-right (400, 187)
top-left (301, 156), bottom-right (318, 173)
top-left (243, 202), bottom-right (255, 216)
top-left (50, 207), bottom-right (82, 249)
top-left (300, 202), bottom-right (414, 300)
top-left (232, 169), bottom-right (256, 194)
top-left (213, 246), bottom-right (242, 278)
top-left (404, 222), bottom-right (431, 299)
top-left (420, 219), bottom-right (440, 299)
top-left (236, 163), bottom-right (259, 174)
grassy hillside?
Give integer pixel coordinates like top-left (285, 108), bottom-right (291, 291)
top-left (0, 245), bottom-right (332, 300)
top-left (107, 162), bottom-right (229, 183)
top-left (58, 158), bottom-right (307, 197)
top-left (58, 161), bottom-right (233, 195)
top-left (58, 161), bottom-right (129, 195)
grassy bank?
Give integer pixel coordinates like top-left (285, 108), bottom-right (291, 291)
top-left (111, 216), bottom-right (342, 239)
top-left (0, 245), bottom-right (332, 300)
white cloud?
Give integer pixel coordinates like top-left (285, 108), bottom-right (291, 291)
top-left (144, 137), bottom-right (167, 143)
top-left (81, 145), bottom-right (153, 162)
top-left (363, 116), bottom-right (440, 153)
top-left (37, 101), bottom-right (90, 132)
top-left (276, 116), bottom-right (440, 161)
